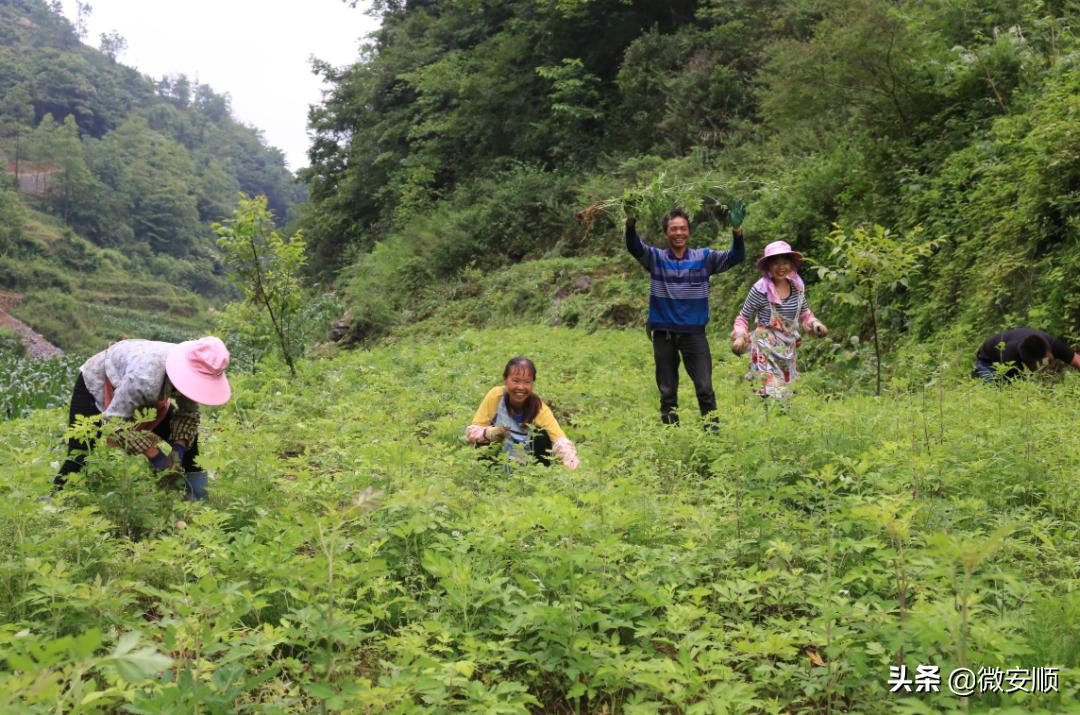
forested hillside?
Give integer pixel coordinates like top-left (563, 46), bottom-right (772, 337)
top-left (303, 0), bottom-right (1079, 359)
top-left (0, 0), bottom-right (303, 352)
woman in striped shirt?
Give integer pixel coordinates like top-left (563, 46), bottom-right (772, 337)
top-left (731, 241), bottom-right (828, 398)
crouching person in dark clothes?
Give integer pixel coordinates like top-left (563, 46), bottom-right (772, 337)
top-left (972, 327), bottom-right (1080, 382)
top-left (53, 336), bottom-right (232, 500)
top-left (465, 357), bottom-right (579, 471)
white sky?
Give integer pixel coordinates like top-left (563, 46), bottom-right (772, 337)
top-left (60, 0), bottom-right (379, 172)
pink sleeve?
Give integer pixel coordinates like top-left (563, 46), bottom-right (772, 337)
top-left (732, 315), bottom-right (750, 337)
top-left (799, 309), bottom-right (817, 331)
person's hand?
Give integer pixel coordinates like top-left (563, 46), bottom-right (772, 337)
top-left (623, 188), bottom-right (642, 227)
top-left (485, 425), bottom-right (510, 442)
top-left (812, 321), bottom-right (828, 338)
top-left (728, 201), bottom-right (747, 229)
top-left (731, 330), bottom-right (750, 355)
top-left (552, 438), bottom-right (579, 470)
top-left (148, 449), bottom-right (172, 472)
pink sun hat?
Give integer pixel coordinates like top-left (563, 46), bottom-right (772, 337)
top-left (165, 336), bottom-right (232, 406)
top-left (755, 240), bottom-right (804, 272)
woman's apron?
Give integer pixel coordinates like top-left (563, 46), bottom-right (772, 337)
top-left (747, 302), bottom-right (800, 399)
top-left (102, 378), bottom-right (171, 447)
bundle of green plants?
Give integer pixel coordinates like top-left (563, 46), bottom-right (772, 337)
top-left (577, 173), bottom-right (751, 233)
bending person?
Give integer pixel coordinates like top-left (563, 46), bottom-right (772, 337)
top-left (731, 241), bottom-right (827, 399)
top-left (972, 327), bottom-right (1080, 382)
top-left (466, 357), bottom-right (579, 470)
top-left (53, 336), bottom-right (231, 500)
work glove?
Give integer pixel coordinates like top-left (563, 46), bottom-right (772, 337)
top-left (552, 438), bottom-right (580, 470)
top-left (148, 450), bottom-right (172, 472)
top-left (485, 425), bottom-right (510, 443)
top-left (811, 321), bottom-right (828, 338)
top-left (170, 442), bottom-right (187, 467)
top-left (728, 201), bottom-right (747, 229)
top-left (626, 216), bottom-right (636, 230)
top-left (623, 188), bottom-right (643, 227)
top-left (731, 329), bottom-right (751, 355)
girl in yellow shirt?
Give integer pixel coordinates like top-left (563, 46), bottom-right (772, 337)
top-left (466, 357), bottom-right (579, 470)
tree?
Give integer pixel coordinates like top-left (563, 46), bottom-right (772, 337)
top-left (29, 50), bottom-right (99, 129)
top-left (0, 184), bottom-right (27, 253)
top-left (215, 195), bottom-right (307, 375)
top-left (74, 1), bottom-right (92, 40)
top-left (535, 58), bottom-right (605, 160)
top-left (51, 115), bottom-right (98, 224)
top-left (1, 84), bottom-right (34, 186)
top-left (817, 224), bottom-right (940, 395)
top-left (99, 30), bottom-right (127, 61)
top-left (759, 0), bottom-right (931, 140)
top-left (87, 117), bottom-right (200, 253)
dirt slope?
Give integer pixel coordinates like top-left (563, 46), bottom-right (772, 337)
top-left (0, 291), bottom-right (64, 359)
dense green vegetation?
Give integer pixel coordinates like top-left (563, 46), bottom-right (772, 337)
top-left (2, 0), bottom-right (1079, 711)
top-left (0, 0), bottom-right (303, 351)
top-left (2, 328), bottom-right (1079, 712)
top-left (0, 351), bottom-right (79, 420)
top-left (303, 0), bottom-right (1080, 362)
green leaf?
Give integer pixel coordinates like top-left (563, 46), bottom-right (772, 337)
top-left (109, 634), bottom-right (173, 683)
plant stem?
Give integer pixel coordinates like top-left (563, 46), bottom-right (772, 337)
top-left (894, 540), bottom-right (907, 668)
top-left (318, 519), bottom-right (336, 715)
top-left (869, 285), bottom-right (881, 396)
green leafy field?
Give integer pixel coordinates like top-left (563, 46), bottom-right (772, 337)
top-left (2, 327), bottom-right (1078, 713)
top-left (0, 353), bottom-right (81, 421)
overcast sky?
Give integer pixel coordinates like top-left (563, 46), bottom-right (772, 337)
top-left (59, 0), bottom-right (380, 172)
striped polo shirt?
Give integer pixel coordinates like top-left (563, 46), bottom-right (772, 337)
top-left (738, 285), bottom-right (810, 327)
top-left (626, 226), bottom-right (744, 333)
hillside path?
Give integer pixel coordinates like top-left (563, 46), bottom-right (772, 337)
top-left (0, 291), bottom-right (64, 359)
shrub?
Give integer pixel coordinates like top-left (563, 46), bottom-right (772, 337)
top-left (0, 256), bottom-right (73, 292)
top-left (0, 327), bottom-right (26, 358)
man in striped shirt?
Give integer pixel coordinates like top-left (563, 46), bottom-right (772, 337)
top-left (625, 207), bottom-right (745, 425)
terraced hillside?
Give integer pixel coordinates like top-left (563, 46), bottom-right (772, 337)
top-left (0, 211), bottom-right (214, 355)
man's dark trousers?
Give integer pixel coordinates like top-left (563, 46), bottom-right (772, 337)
top-left (651, 330), bottom-right (716, 424)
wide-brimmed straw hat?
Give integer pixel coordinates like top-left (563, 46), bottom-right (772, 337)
top-left (165, 336), bottom-right (231, 406)
top-left (755, 240), bottom-right (804, 272)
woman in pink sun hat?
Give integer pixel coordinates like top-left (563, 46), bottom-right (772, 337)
top-left (731, 241), bottom-right (828, 399)
top-left (52, 336), bottom-right (231, 501)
